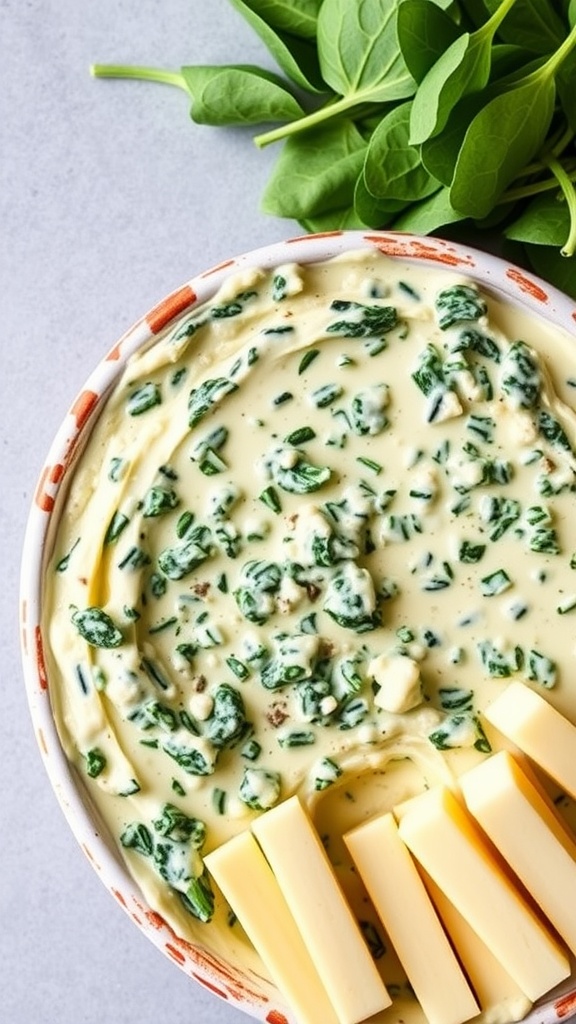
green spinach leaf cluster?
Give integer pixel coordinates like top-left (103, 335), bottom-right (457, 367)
top-left (92, 0), bottom-right (576, 296)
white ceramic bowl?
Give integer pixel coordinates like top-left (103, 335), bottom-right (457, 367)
top-left (20, 230), bottom-right (576, 1024)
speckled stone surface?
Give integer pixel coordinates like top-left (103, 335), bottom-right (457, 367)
top-left (0, 2), bottom-right (294, 1021)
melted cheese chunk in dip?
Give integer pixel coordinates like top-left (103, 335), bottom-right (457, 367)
top-left (44, 251), bottom-right (576, 1024)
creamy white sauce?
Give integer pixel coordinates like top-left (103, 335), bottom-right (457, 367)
top-left (44, 251), bottom-right (576, 1023)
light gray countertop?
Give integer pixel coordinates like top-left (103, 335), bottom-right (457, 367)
top-left (1, 2), bottom-right (295, 1021)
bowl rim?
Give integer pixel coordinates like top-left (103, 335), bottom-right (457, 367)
top-left (19, 228), bottom-right (576, 1024)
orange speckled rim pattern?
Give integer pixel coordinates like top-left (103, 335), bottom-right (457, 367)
top-left (19, 231), bottom-right (576, 1024)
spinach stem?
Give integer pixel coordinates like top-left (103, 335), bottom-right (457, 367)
top-left (545, 157), bottom-right (576, 257)
top-left (500, 163), bottom-right (576, 203)
top-left (91, 64), bottom-right (186, 92)
top-left (254, 94), bottom-right (362, 148)
top-left (539, 20), bottom-right (576, 79)
top-left (518, 126), bottom-right (575, 177)
top-left (550, 125), bottom-right (576, 159)
top-left (513, 21), bottom-right (576, 90)
top-left (480, 0), bottom-right (519, 40)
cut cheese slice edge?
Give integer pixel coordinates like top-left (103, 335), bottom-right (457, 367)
top-left (460, 750), bottom-right (576, 957)
top-left (483, 681), bottom-right (576, 799)
top-left (251, 795), bottom-right (392, 1024)
top-left (205, 830), bottom-right (341, 1024)
top-left (396, 785), bottom-right (570, 1002)
top-left (419, 865), bottom-right (531, 1022)
top-left (344, 811), bottom-right (479, 1024)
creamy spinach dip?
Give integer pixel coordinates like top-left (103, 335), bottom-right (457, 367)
top-left (44, 250), bottom-right (576, 1021)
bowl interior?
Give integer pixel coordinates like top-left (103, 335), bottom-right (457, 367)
top-left (20, 230), bottom-right (576, 1024)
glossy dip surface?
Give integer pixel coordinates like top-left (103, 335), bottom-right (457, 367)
top-left (35, 239), bottom-right (576, 1024)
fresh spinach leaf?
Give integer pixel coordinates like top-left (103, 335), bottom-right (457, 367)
top-left (92, 0), bottom-right (576, 289)
top-left (318, 0), bottom-right (415, 103)
top-left (392, 186), bottom-right (467, 233)
top-left (482, 0), bottom-right (566, 54)
top-left (410, 34), bottom-right (489, 144)
top-left (255, 0), bottom-right (415, 146)
top-left (557, 49), bottom-right (576, 130)
top-left (236, 0), bottom-right (323, 39)
top-left (449, 70), bottom-right (557, 218)
top-left (409, 0), bottom-right (519, 145)
top-left (180, 65), bottom-right (304, 125)
top-left (456, 0), bottom-right (490, 30)
top-left (300, 204), bottom-right (368, 232)
top-left (364, 101), bottom-right (440, 201)
top-left (396, 0), bottom-right (461, 84)
top-left (419, 92), bottom-right (482, 185)
top-left (505, 190), bottom-right (572, 247)
top-left (261, 120), bottom-right (367, 219)
top-left (354, 174), bottom-right (407, 228)
top-left (228, 0), bottom-right (325, 92)
top-left (491, 42), bottom-right (537, 79)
